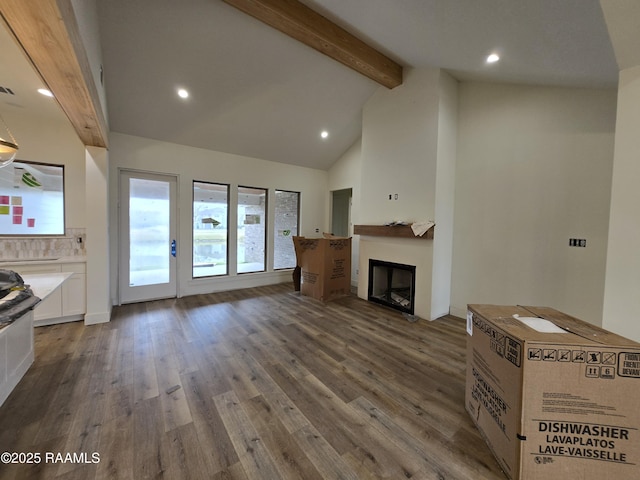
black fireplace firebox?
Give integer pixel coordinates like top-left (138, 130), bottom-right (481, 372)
top-left (367, 259), bottom-right (416, 314)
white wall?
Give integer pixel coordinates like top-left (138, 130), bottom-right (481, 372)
top-left (451, 82), bottom-right (617, 325)
top-left (360, 68), bottom-right (440, 223)
top-left (108, 132), bottom-right (328, 304)
top-left (6, 111), bottom-right (86, 228)
top-left (603, 65), bottom-right (640, 341)
top-left (328, 138), bottom-right (362, 285)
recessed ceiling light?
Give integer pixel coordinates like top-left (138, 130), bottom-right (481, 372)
top-left (177, 88), bottom-right (189, 99)
top-left (486, 53), bottom-right (500, 64)
top-left (38, 88), bottom-right (53, 97)
top-left (320, 130), bottom-right (329, 139)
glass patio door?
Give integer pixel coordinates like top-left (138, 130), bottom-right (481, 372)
top-left (119, 170), bottom-right (177, 303)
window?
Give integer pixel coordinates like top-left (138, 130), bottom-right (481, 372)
top-left (0, 160), bottom-right (65, 235)
top-left (273, 190), bottom-right (300, 269)
top-left (193, 181), bottom-right (229, 277)
top-left (237, 186), bottom-right (267, 273)
top-left (129, 176), bottom-right (171, 285)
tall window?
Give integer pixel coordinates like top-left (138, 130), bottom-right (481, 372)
top-left (273, 190), bottom-right (300, 269)
top-left (237, 186), bottom-right (267, 273)
top-left (193, 181), bottom-right (229, 277)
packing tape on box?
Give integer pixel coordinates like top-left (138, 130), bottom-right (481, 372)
top-left (512, 314), bottom-right (568, 333)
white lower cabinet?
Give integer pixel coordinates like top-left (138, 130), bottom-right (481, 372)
top-left (10, 262), bottom-right (86, 326)
top-left (62, 271), bottom-right (86, 316)
top-left (0, 310), bottom-right (34, 407)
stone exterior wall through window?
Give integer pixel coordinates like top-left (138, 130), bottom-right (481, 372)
top-left (274, 191), bottom-right (299, 269)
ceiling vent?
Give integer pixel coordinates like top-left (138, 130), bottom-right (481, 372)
top-left (0, 86), bottom-right (15, 95)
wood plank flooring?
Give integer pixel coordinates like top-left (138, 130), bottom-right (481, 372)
top-left (0, 284), bottom-right (505, 479)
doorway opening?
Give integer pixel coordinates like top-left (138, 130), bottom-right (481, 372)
top-left (331, 188), bottom-right (351, 237)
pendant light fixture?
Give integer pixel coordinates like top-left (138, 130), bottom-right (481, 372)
top-left (0, 113), bottom-right (19, 168)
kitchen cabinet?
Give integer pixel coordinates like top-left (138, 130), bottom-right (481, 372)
top-left (0, 310), bottom-right (33, 406)
top-left (3, 260), bottom-right (86, 326)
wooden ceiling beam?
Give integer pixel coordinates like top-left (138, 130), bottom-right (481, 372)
top-left (223, 0), bottom-right (403, 89)
top-left (0, 0), bottom-right (108, 148)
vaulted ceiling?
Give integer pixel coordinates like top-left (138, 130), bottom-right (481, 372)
top-left (0, 0), bottom-right (623, 170)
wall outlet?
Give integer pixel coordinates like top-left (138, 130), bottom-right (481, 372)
top-left (569, 238), bottom-right (586, 247)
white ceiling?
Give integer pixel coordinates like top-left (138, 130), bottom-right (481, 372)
top-left (0, 21), bottom-right (67, 123)
top-left (2, 0), bottom-right (621, 171)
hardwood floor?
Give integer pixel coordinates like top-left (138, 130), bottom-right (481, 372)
top-left (0, 284), bottom-right (505, 479)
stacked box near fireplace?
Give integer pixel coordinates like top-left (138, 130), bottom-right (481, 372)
top-left (293, 236), bottom-right (351, 302)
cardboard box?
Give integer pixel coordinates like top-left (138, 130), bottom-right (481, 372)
top-left (465, 304), bottom-right (640, 480)
top-left (292, 236), bottom-right (351, 302)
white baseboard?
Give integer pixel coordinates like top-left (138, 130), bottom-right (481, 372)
top-left (84, 309), bottom-right (112, 325)
top-left (449, 305), bottom-right (468, 319)
top-left (185, 270), bottom-right (293, 296)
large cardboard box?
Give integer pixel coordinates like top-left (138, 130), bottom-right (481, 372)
top-left (292, 236), bottom-right (351, 302)
top-left (465, 304), bottom-right (640, 480)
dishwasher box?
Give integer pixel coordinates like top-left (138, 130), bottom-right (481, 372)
top-left (293, 236), bottom-right (351, 302)
top-left (465, 304), bottom-right (640, 480)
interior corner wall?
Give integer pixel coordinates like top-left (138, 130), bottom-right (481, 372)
top-left (603, 65), bottom-right (640, 341)
top-left (107, 132), bottom-right (328, 303)
top-left (431, 71), bottom-right (458, 319)
top-left (328, 138), bottom-right (362, 286)
top-left (85, 146), bottom-right (111, 324)
top-left (451, 82), bottom-right (617, 325)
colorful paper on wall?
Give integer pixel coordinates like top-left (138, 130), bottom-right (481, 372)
top-left (0, 161), bottom-right (64, 235)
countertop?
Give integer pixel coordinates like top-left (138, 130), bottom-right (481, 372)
top-left (22, 272), bottom-right (74, 301)
top-left (0, 272), bottom-right (72, 332)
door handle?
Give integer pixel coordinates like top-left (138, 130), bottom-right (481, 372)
top-left (171, 239), bottom-right (177, 257)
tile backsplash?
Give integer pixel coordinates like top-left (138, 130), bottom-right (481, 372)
top-left (0, 228), bottom-right (86, 260)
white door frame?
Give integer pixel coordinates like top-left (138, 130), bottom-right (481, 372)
top-left (118, 169), bottom-right (178, 304)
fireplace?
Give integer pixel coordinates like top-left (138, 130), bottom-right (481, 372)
top-left (367, 259), bottom-right (416, 314)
